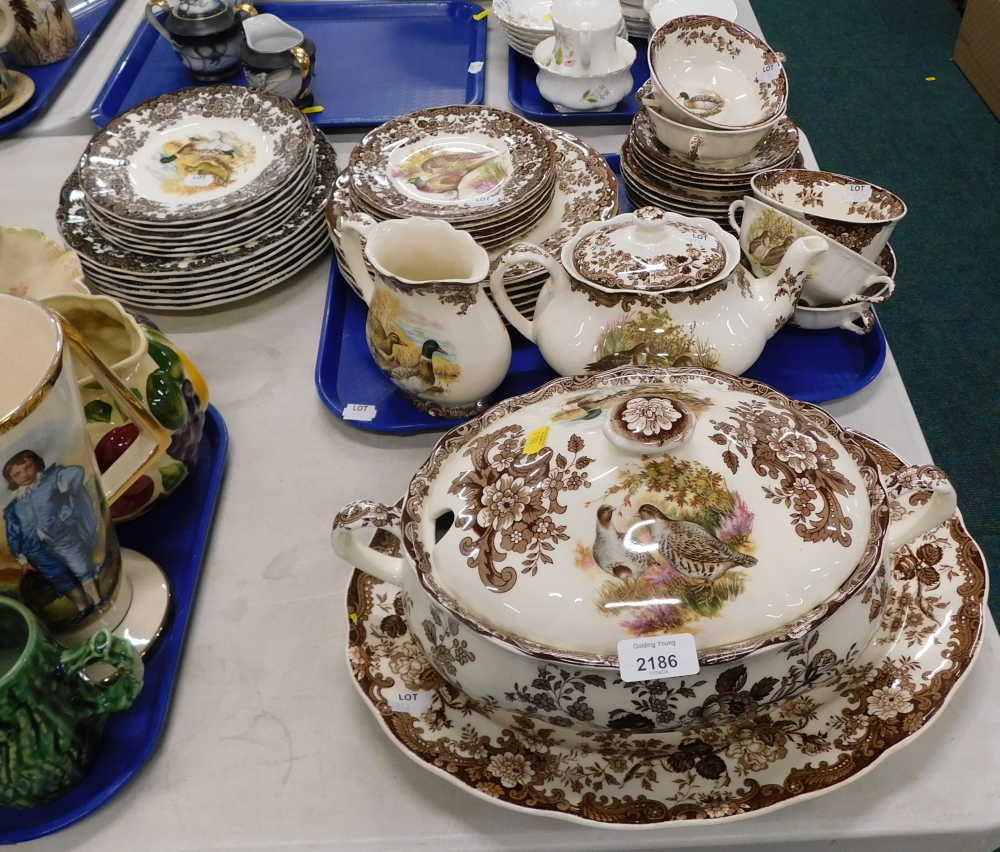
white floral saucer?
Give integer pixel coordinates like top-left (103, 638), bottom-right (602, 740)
top-left (345, 433), bottom-right (986, 828)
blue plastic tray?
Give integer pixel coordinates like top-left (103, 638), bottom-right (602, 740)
top-left (90, 0), bottom-right (487, 127)
top-left (0, 0), bottom-right (126, 139)
top-left (315, 155), bottom-right (887, 433)
top-left (507, 37), bottom-right (647, 125)
top-left (0, 406), bottom-right (229, 843)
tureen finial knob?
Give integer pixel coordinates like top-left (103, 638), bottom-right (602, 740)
top-left (602, 394), bottom-right (696, 454)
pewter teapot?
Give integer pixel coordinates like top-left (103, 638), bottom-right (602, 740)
top-left (489, 206), bottom-right (827, 377)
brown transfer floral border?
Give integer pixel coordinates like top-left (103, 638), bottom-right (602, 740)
top-left (345, 432), bottom-right (986, 826)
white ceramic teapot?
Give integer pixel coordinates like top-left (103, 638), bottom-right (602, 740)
top-left (488, 206), bottom-right (827, 377)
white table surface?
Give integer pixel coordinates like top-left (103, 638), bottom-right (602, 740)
top-left (2, 3), bottom-right (999, 850)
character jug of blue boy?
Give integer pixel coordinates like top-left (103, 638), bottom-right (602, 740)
top-left (0, 294), bottom-right (172, 653)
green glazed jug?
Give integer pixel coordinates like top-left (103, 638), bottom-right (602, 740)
top-left (0, 597), bottom-right (143, 808)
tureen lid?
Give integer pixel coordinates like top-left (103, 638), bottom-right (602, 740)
top-left (401, 368), bottom-right (885, 666)
top-left (570, 207), bottom-right (728, 291)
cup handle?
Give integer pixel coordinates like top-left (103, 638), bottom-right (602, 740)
top-left (290, 45), bottom-right (310, 80)
top-left (727, 198), bottom-right (745, 233)
top-left (61, 629), bottom-right (144, 716)
top-left (852, 275), bottom-right (895, 305)
top-left (145, 0), bottom-right (172, 41)
top-left (842, 308), bottom-right (875, 335)
top-left (332, 501), bottom-right (405, 585)
top-left (882, 464), bottom-right (957, 554)
top-left (580, 22), bottom-right (592, 72)
top-left (688, 135), bottom-right (703, 161)
top-left (58, 320), bottom-right (172, 505)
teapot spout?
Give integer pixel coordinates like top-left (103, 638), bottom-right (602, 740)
top-left (755, 234), bottom-right (827, 312)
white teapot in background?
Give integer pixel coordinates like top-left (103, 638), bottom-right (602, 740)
top-left (489, 206), bottom-right (827, 377)
top-left (340, 213), bottom-right (512, 419)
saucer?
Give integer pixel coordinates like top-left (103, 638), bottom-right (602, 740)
top-left (0, 71), bottom-right (36, 120)
top-left (345, 435), bottom-right (987, 827)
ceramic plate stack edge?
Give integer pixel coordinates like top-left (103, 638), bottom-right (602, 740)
top-left (327, 116), bottom-right (620, 322)
top-left (622, 109), bottom-right (804, 229)
top-left (58, 85), bottom-right (334, 310)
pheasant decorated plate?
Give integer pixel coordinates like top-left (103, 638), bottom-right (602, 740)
top-left (333, 368), bottom-right (962, 737)
top-left (346, 105), bottom-right (556, 225)
top-left (78, 85), bottom-right (313, 224)
top-left (344, 435), bottom-right (986, 826)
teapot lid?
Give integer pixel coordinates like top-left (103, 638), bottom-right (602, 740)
top-left (401, 368), bottom-right (885, 666)
top-left (172, 0), bottom-right (232, 21)
top-left (571, 207), bottom-right (729, 291)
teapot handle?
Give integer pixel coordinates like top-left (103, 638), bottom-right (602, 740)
top-left (332, 501), bottom-right (405, 585)
top-left (882, 464), bottom-right (957, 555)
top-left (145, 0), bottom-right (172, 41)
top-left (340, 213), bottom-right (379, 305)
top-left (488, 242), bottom-right (560, 342)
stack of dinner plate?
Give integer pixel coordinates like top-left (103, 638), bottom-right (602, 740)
top-left (621, 107), bottom-right (803, 228)
top-left (56, 85), bottom-right (334, 311)
top-left (327, 106), bottom-right (621, 321)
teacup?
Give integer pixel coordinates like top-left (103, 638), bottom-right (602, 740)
top-left (751, 168), bottom-right (906, 262)
top-left (534, 36), bottom-right (635, 112)
top-left (241, 13), bottom-right (316, 108)
top-left (0, 597), bottom-right (142, 808)
top-left (549, 0), bottom-right (622, 76)
top-left (729, 195), bottom-right (895, 307)
top-left (0, 294), bottom-right (171, 641)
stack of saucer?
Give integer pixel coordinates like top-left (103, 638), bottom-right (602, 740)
top-left (328, 112), bottom-right (620, 321)
top-left (56, 86), bottom-right (334, 311)
top-left (621, 108), bottom-right (802, 227)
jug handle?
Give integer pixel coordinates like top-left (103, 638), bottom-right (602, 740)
top-left (145, 0), bottom-right (172, 41)
top-left (58, 320), bottom-right (173, 505)
top-left (233, 2), bottom-right (257, 20)
top-left (290, 45), bottom-right (310, 80)
top-left (882, 464), bottom-right (957, 555)
top-left (61, 629), bottom-right (144, 717)
top-left (332, 501), bottom-right (405, 585)
top-left (340, 213), bottom-right (379, 305)
top-left (727, 199), bottom-right (745, 234)
top-left (488, 242), bottom-right (560, 342)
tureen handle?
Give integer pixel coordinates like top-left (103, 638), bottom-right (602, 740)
top-left (332, 500), bottom-right (405, 585)
top-left (882, 464), bottom-right (957, 555)
top-left (488, 242), bottom-right (563, 342)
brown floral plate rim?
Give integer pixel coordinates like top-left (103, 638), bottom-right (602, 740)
top-left (345, 436), bottom-right (987, 826)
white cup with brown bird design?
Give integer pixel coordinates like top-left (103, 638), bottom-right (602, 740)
top-left (339, 213), bottom-right (512, 419)
top-left (729, 196), bottom-right (895, 307)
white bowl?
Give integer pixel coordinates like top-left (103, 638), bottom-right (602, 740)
top-left (751, 168), bottom-right (907, 263)
top-left (641, 97), bottom-right (783, 161)
top-left (534, 36), bottom-right (636, 112)
top-left (647, 15), bottom-right (788, 130)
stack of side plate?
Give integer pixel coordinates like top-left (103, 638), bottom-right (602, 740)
top-left (494, 0), bottom-right (630, 58)
top-left (57, 85), bottom-right (333, 310)
top-left (327, 120), bottom-right (620, 322)
top-left (621, 108), bottom-right (803, 228)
